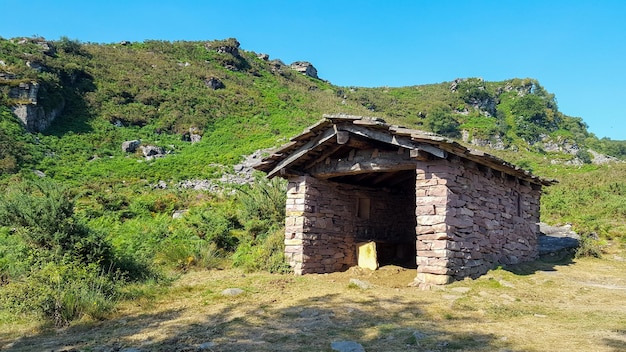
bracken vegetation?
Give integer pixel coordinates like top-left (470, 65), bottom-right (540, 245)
top-left (1, 35), bottom-right (625, 332)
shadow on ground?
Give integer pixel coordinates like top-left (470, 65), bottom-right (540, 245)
top-left (503, 253), bottom-right (575, 276)
top-left (4, 293), bottom-right (519, 352)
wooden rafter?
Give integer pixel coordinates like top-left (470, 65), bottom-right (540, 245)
top-left (337, 124), bottom-right (448, 159)
top-left (309, 149), bottom-right (417, 179)
top-left (267, 127), bottom-right (337, 178)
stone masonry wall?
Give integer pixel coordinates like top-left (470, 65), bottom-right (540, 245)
top-left (414, 155), bottom-right (542, 285)
top-left (285, 175), bottom-right (415, 274)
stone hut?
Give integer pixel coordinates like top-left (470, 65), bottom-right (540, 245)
top-left (254, 114), bottom-right (556, 286)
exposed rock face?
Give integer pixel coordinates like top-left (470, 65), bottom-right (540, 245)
top-left (26, 60), bottom-right (44, 72)
top-left (500, 80), bottom-right (534, 96)
top-left (206, 39), bottom-right (241, 57)
top-left (11, 103), bottom-right (63, 132)
top-left (269, 59), bottom-right (286, 74)
top-left (190, 134), bottom-right (202, 143)
top-left (539, 134), bottom-right (580, 155)
top-left (8, 81), bottom-right (39, 102)
top-left (182, 127), bottom-right (202, 143)
top-left (257, 53), bottom-right (269, 61)
top-left (17, 37), bottom-right (56, 56)
top-left (589, 149), bottom-right (620, 164)
top-left (9, 81), bottom-right (65, 132)
top-left (4, 74), bottom-right (64, 132)
top-left (290, 61), bottom-right (318, 79)
top-left (461, 130), bottom-right (506, 150)
top-left (450, 78), bottom-right (497, 116)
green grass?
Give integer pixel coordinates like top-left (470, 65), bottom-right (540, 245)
top-left (1, 36), bottom-right (626, 333)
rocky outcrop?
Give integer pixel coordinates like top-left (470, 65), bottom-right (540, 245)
top-left (11, 103), bottom-right (64, 132)
top-left (539, 135), bottom-right (580, 155)
top-left (206, 38), bottom-right (241, 57)
top-left (290, 61), bottom-right (318, 79)
top-left (8, 80), bottom-right (64, 132)
top-left (461, 130), bottom-right (506, 150)
top-left (499, 80), bottom-right (534, 96)
top-left (16, 37), bottom-right (56, 56)
top-left (589, 149), bottom-right (621, 164)
top-left (182, 127), bottom-right (202, 143)
top-left (3, 61), bottom-right (64, 132)
top-left (269, 59), bottom-right (286, 74)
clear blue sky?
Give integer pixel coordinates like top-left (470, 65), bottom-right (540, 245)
top-left (2, 0), bottom-right (625, 140)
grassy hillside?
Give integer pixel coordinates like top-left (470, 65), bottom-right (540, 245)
top-left (1, 36), bottom-right (625, 329)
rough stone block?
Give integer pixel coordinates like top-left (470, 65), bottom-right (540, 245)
top-left (417, 265), bottom-right (452, 275)
top-left (417, 214), bottom-right (447, 225)
top-left (415, 272), bottom-right (453, 285)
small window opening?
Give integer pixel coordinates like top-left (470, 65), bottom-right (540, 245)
top-left (357, 198), bottom-right (371, 219)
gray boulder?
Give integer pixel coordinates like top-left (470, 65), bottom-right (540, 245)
top-left (141, 145), bottom-right (165, 159)
top-left (331, 340), bottom-right (365, 352)
top-left (204, 77), bottom-right (225, 90)
top-left (122, 140), bottom-right (141, 153)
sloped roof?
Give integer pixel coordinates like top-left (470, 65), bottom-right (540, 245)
top-left (254, 114), bottom-right (557, 186)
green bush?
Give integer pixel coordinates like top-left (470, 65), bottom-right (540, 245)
top-left (0, 179), bottom-right (113, 267)
top-left (237, 175), bottom-right (287, 229)
top-left (575, 234), bottom-right (603, 258)
top-left (183, 206), bottom-right (239, 251)
top-left (0, 227), bottom-right (32, 284)
top-left (576, 149), bottom-right (592, 164)
top-left (0, 261), bottom-right (120, 327)
top-left (424, 106), bottom-right (460, 138)
top-left (232, 228), bottom-right (291, 273)
top-left (231, 176), bottom-right (290, 273)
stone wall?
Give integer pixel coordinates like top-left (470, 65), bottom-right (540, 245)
top-left (414, 155), bottom-right (542, 286)
top-left (285, 175), bottom-right (415, 274)
top-left (284, 155), bottom-right (542, 283)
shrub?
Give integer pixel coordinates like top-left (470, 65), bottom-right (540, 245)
top-left (0, 179), bottom-right (113, 267)
top-left (0, 261), bottom-right (120, 327)
top-left (237, 175), bottom-right (287, 229)
top-left (183, 205), bottom-right (239, 252)
top-left (424, 106), bottom-right (460, 138)
top-left (576, 149), bottom-right (592, 164)
top-left (575, 234), bottom-right (603, 259)
top-left (231, 228), bottom-right (291, 273)
top-left (232, 177), bottom-right (290, 273)
top-left (0, 227), bottom-right (32, 284)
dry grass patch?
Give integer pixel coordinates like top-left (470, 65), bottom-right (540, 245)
top-left (2, 248), bottom-right (626, 351)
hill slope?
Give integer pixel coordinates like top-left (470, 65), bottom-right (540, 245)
top-left (1, 35), bottom-right (626, 332)
top-left (1, 37), bottom-right (625, 182)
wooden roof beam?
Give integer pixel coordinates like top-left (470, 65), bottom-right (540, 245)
top-left (267, 127), bottom-right (338, 178)
top-left (309, 151), bottom-right (417, 179)
top-left (338, 124), bottom-right (447, 159)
